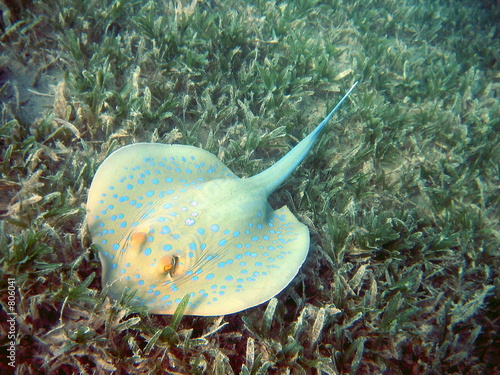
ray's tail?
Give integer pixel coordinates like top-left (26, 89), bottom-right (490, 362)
top-left (250, 81), bottom-right (358, 196)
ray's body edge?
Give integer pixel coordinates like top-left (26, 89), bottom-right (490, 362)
top-left (86, 82), bottom-right (357, 316)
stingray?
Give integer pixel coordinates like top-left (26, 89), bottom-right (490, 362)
top-left (86, 82), bottom-right (357, 316)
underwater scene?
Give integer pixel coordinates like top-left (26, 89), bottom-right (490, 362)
top-left (0, 0), bottom-right (499, 374)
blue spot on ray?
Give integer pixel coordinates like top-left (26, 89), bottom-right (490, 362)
top-left (86, 83), bottom-right (357, 316)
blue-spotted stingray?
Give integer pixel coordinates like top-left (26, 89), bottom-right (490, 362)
top-left (86, 82), bottom-right (357, 316)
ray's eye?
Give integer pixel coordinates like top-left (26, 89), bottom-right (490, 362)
top-left (130, 232), bottom-right (148, 248)
top-left (160, 255), bottom-right (183, 276)
top-left (123, 226), bottom-right (152, 253)
top-left (163, 255), bottom-right (177, 272)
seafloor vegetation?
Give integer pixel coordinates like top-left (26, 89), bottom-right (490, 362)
top-left (0, 0), bottom-right (499, 374)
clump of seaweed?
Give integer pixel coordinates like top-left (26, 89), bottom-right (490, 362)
top-left (1, 0), bottom-right (499, 374)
